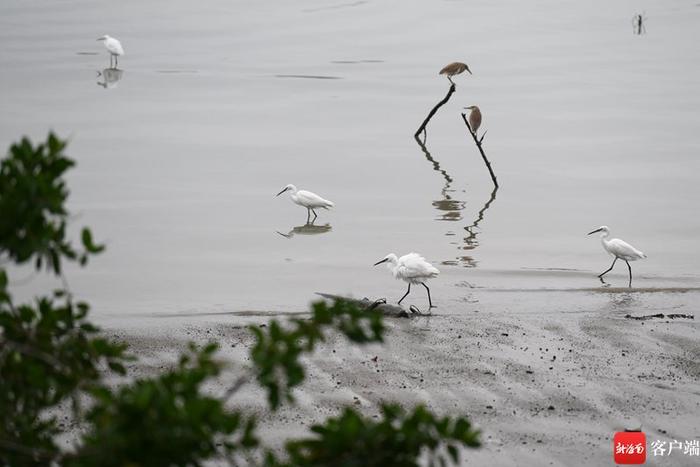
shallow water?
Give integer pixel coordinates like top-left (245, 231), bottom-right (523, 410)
top-left (1, 0), bottom-right (699, 317)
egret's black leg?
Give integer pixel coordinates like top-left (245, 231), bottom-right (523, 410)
top-left (312, 209), bottom-right (318, 221)
top-left (625, 260), bottom-right (632, 288)
top-left (398, 284), bottom-right (411, 305)
top-left (598, 257), bottom-right (617, 278)
top-left (421, 282), bottom-right (434, 308)
top-left (115, 55), bottom-right (118, 67)
top-left (306, 208), bottom-right (311, 223)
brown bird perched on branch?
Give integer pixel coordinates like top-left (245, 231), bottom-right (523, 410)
top-left (439, 62), bottom-right (472, 83)
top-left (463, 105), bottom-right (482, 134)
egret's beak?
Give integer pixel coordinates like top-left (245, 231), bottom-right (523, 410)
top-left (373, 258), bottom-right (389, 266)
top-left (587, 228), bottom-right (603, 236)
top-left (275, 188), bottom-right (288, 197)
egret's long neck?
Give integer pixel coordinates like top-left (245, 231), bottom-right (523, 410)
top-left (599, 231), bottom-right (610, 247)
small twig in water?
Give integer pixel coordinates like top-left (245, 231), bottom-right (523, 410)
top-left (625, 313), bottom-right (694, 321)
top-left (223, 375), bottom-right (249, 401)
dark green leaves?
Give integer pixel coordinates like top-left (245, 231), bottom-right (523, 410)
top-left (0, 296), bottom-right (128, 466)
top-left (280, 404), bottom-right (480, 467)
top-left (0, 133), bottom-right (103, 274)
top-left (250, 299), bottom-right (384, 409)
top-left (67, 344), bottom-right (258, 467)
top-left (0, 134), bottom-right (119, 465)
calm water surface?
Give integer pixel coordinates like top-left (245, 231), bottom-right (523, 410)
top-left (1, 0), bottom-right (699, 317)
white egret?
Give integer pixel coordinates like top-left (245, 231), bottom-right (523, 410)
top-left (275, 184), bottom-right (334, 223)
top-left (97, 35), bottom-right (124, 68)
top-left (373, 252), bottom-right (440, 308)
top-left (588, 226), bottom-right (646, 287)
top-left (439, 62), bottom-right (472, 84)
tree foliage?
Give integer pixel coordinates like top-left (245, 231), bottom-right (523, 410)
top-left (280, 404), bottom-right (480, 467)
top-left (66, 343), bottom-right (257, 467)
top-left (0, 134), bottom-right (480, 466)
top-left (250, 299), bottom-right (384, 409)
top-left (0, 134), bottom-right (125, 466)
top-left (0, 134), bottom-right (103, 274)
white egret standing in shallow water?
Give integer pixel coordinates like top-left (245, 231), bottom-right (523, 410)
top-left (588, 226), bottom-right (646, 287)
top-left (374, 253), bottom-right (440, 308)
top-left (276, 184), bottom-right (334, 223)
top-left (97, 35), bottom-right (124, 68)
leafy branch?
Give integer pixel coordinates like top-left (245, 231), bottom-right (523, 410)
top-left (66, 344), bottom-right (258, 467)
top-left (0, 133), bottom-right (103, 275)
top-left (250, 299), bottom-right (384, 409)
top-left (275, 404), bottom-right (480, 467)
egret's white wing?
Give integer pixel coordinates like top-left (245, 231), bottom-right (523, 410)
top-left (105, 38), bottom-right (124, 56)
top-left (296, 190), bottom-right (333, 209)
top-left (395, 253), bottom-right (439, 281)
top-left (607, 238), bottom-right (645, 260)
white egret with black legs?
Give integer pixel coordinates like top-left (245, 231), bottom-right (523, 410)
top-left (374, 253), bottom-right (440, 308)
top-left (588, 226), bottom-right (646, 287)
top-left (97, 35), bottom-right (124, 68)
top-left (275, 184), bottom-right (334, 223)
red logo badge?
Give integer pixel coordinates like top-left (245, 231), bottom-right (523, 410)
top-left (614, 432), bottom-right (646, 464)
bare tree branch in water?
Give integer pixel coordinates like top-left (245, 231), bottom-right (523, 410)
top-left (415, 83), bottom-right (456, 141)
top-left (460, 112), bottom-right (498, 188)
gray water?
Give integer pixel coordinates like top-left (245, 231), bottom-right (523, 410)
top-left (2, 0), bottom-right (699, 317)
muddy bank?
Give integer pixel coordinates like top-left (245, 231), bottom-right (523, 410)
top-left (98, 287), bottom-right (700, 466)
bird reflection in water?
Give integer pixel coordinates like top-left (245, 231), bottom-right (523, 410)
top-left (632, 13), bottom-right (646, 35)
top-left (96, 68), bottom-right (124, 89)
top-left (414, 134), bottom-right (498, 268)
top-left (276, 223), bottom-right (332, 239)
top-left (605, 291), bottom-right (640, 312)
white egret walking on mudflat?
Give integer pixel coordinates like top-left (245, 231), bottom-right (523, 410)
top-left (276, 184), bottom-right (334, 223)
top-left (97, 35), bottom-right (124, 68)
top-left (439, 62), bottom-right (472, 84)
top-left (588, 226), bottom-right (646, 287)
top-left (374, 253), bottom-right (440, 308)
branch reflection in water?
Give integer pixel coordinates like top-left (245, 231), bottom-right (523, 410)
top-left (414, 134), bottom-right (464, 221)
top-left (459, 186), bottom-right (497, 267)
top-left (276, 222), bottom-right (332, 239)
top-left (413, 134), bottom-right (498, 268)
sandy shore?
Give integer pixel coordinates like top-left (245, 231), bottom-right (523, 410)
top-left (96, 286), bottom-right (700, 467)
